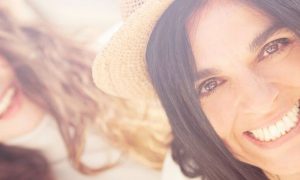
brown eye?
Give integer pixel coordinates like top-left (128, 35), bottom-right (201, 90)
top-left (258, 38), bottom-right (291, 60)
top-left (198, 78), bottom-right (225, 97)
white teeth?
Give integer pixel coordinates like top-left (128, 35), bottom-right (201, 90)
top-left (0, 87), bottom-right (15, 116)
top-left (251, 129), bottom-right (259, 138)
top-left (283, 116), bottom-right (295, 131)
top-left (288, 108), bottom-right (298, 123)
top-left (256, 129), bottom-right (264, 140)
top-left (275, 121), bottom-right (286, 136)
top-left (249, 102), bottom-right (299, 142)
top-left (263, 128), bottom-right (271, 141)
top-left (269, 125), bottom-right (280, 140)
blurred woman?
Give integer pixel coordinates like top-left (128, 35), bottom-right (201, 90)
top-left (0, 4), bottom-right (170, 179)
top-left (0, 6), bottom-right (116, 177)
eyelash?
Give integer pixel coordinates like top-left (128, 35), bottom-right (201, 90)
top-left (197, 37), bottom-right (292, 98)
top-left (197, 78), bottom-right (225, 97)
top-left (257, 37), bottom-right (291, 61)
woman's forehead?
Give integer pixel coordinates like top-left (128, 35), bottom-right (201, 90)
top-left (187, 0), bottom-right (273, 69)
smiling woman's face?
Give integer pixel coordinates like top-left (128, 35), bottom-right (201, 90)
top-left (0, 55), bottom-right (45, 141)
top-left (188, 0), bottom-right (300, 176)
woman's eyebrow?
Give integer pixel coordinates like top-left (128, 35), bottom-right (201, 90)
top-left (195, 24), bottom-right (284, 82)
top-left (249, 22), bottom-right (283, 52)
top-left (195, 68), bottom-right (219, 82)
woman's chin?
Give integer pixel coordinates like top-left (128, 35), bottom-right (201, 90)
top-left (261, 151), bottom-right (300, 176)
top-left (241, 125), bottom-right (300, 175)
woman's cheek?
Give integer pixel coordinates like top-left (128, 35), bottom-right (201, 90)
top-left (201, 90), bottom-right (238, 137)
top-left (277, 47), bottom-right (300, 86)
top-left (256, 44), bottom-right (300, 88)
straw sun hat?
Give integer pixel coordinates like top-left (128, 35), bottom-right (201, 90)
top-left (92, 0), bottom-right (174, 99)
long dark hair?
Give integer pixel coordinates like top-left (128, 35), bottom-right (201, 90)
top-left (146, 0), bottom-right (300, 179)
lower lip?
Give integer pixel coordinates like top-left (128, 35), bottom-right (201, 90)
top-left (244, 113), bottom-right (300, 148)
top-left (0, 87), bottom-right (22, 121)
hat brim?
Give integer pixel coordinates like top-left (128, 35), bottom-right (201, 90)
top-left (92, 0), bottom-right (174, 99)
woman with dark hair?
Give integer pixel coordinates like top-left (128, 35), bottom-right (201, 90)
top-left (93, 0), bottom-right (300, 179)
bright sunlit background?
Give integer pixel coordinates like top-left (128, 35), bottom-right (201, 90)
top-left (8, 0), bottom-right (121, 43)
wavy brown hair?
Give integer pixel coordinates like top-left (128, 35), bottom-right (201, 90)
top-left (0, 5), bottom-right (172, 174)
top-left (0, 7), bottom-right (116, 174)
top-left (97, 99), bottom-right (172, 169)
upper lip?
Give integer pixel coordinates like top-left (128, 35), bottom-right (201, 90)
top-left (244, 103), bottom-right (298, 132)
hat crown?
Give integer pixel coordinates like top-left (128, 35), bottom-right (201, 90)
top-left (93, 0), bottom-right (174, 99)
top-left (120, 0), bottom-right (148, 19)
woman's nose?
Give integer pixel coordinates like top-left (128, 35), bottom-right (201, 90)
top-left (237, 72), bottom-right (279, 114)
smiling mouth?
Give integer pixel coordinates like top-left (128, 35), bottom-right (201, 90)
top-left (0, 86), bottom-right (17, 119)
top-left (245, 101), bottom-right (300, 142)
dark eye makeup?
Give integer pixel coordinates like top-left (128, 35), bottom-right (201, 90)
top-left (197, 77), bottom-right (225, 97)
top-left (257, 37), bottom-right (292, 61)
top-left (196, 37), bottom-right (294, 98)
